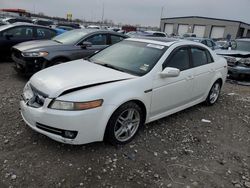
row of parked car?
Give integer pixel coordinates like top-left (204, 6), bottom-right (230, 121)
top-left (1, 21), bottom-right (250, 79)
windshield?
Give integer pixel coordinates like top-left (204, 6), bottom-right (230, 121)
top-left (52, 29), bottom-right (88, 44)
top-left (235, 41), bottom-right (250, 52)
top-left (90, 40), bottom-right (167, 76)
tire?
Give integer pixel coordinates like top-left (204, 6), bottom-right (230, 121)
top-left (104, 102), bottom-right (144, 145)
top-left (205, 81), bottom-right (222, 106)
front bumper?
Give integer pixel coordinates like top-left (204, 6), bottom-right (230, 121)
top-left (12, 52), bottom-right (46, 75)
top-left (20, 100), bottom-right (112, 145)
top-left (228, 65), bottom-right (250, 78)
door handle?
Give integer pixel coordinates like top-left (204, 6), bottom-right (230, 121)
top-left (210, 68), bottom-right (215, 72)
top-left (186, 75), bottom-right (194, 80)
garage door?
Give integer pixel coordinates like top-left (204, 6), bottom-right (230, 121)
top-left (210, 26), bottom-right (225, 39)
top-left (164, 24), bottom-right (174, 35)
top-left (193, 25), bottom-right (205, 37)
top-left (178, 24), bottom-right (189, 36)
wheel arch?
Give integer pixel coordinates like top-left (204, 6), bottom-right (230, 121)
top-left (102, 99), bottom-right (147, 140)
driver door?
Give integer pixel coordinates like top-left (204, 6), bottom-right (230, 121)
top-left (73, 34), bottom-right (109, 60)
top-left (150, 47), bottom-right (195, 118)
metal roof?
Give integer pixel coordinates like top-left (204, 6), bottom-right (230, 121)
top-left (161, 16), bottom-right (250, 27)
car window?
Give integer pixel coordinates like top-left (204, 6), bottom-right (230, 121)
top-left (206, 40), bottom-right (213, 48)
top-left (86, 34), bottom-right (107, 45)
top-left (2, 26), bottom-right (33, 38)
top-left (206, 50), bottom-right (214, 63)
top-left (201, 40), bottom-right (207, 45)
top-left (110, 35), bottom-right (125, 44)
top-left (191, 47), bottom-right (208, 67)
top-left (37, 28), bottom-right (56, 38)
top-left (153, 33), bottom-right (166, 37)
top-left (165, 48), bottom-right (190, 71)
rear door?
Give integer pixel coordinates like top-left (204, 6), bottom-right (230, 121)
top-left (190, 46), bottom-right (215, 100)
top-left (150, 46), bottom-right (195, 117)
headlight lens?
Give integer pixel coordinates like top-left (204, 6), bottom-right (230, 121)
top-left (239, 58), bottom-right (250, 65)
top-left (224, 56), bottom-right (237, 63)
top-left (49, 99), bottom-right (103, 111)
top-left (22, 51), bottom-right (49, 57)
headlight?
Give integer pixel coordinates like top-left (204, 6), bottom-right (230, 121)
top-left (239, 58), bottom-right (250, 65)
top-left (224, 56), bottom-right (237, 63)
top-left (22, 51), bottom-right (49, 57)
top-left (49, 99), bottom-right (103, 111)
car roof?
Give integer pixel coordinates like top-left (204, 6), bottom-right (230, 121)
top-left (126, 37), bottom-right (180, 46)
top-left (126, 37), bottom-right (212, 49)
top-left (236, 38), bottom-right (250, 42)
top-left (0, 23), bottom-right (56, 31)
top-left (187, 37), bottom-right (212, 41)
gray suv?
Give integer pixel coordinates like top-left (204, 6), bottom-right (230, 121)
top-left (12, 29), bottom-right (128, 75)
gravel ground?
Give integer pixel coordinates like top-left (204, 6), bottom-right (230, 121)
top-left (0, 62), bottom-right (250, 188)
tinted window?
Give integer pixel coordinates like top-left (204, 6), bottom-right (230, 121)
top-left (37, 28), bottom-right (56, 39)
top-left (191, 48), bottom-right (208, 67)
top-left (165, 48), bottom-right (190, 71)
top-left (206, 40), bottom-right (213, 47)
top-left (206, 50), bottom-right (214, 63)
top-left (2, 26), bottom-right (33, 38)
top-left (153, 33), bottom-right (166, 37)
top-left (110, 35), bottom-right (125, 44)
top-left (201, 40), bottom-right (207, 45)
top-left (86, 34), bottom-right (107, 45)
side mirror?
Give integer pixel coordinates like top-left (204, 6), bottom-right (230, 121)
top-left (80, 41), bottom-right (92, 49)
top-left (159, 67), bottom-right (180, 78)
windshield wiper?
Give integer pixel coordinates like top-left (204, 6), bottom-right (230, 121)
top-left (98, 63), bottom-right (125, 72)
top-left (52, 39), bottom-right (62, 44)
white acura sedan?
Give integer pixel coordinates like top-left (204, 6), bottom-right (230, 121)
top-left (20, 38), bottom-right (227, 145)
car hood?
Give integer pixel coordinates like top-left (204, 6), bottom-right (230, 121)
top-left (215, 49), bottom-right (250, 58)
top-left (30, 60), bottom-right (136, 98)
top-left (13, 40), bottom-right (62, 52)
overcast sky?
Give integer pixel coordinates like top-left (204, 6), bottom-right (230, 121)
top-left (1, 0), bottom-right (250, 26)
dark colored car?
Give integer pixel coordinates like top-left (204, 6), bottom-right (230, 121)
top-left (12, 29), bottom-right (128, 75)
top-left (57, 23), bottom-right (81, 29)
top-left (32, 19), bottom-right (54, 27)
top-left (127, 31), bottom-right (168, 38)
top-left (2, 17), bottom-right (33, 24)
top-left (186, 37), bottom-right (220, 50)
top-left (216, 38), bottom-right (250, 79)
top-left (0, 23), bottom-right (57, 60)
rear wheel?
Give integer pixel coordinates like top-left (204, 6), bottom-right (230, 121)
top-left (205, 81), bottom-right (221, 105)
top-left (105, 102), bottom-right (143, 145)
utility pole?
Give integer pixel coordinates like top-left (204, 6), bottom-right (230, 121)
top-left (160, 6), bottom-right (164, 19)
top-left (101, 2), bottom-right (104, 26)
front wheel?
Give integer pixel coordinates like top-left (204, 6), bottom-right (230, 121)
top-left (105, 102), bottom-right (144, 145)
top-left (205, 81), bottom-right (221, 105)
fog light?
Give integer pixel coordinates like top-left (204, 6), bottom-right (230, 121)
top-left (63, 131), bottom-right (78, 139)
